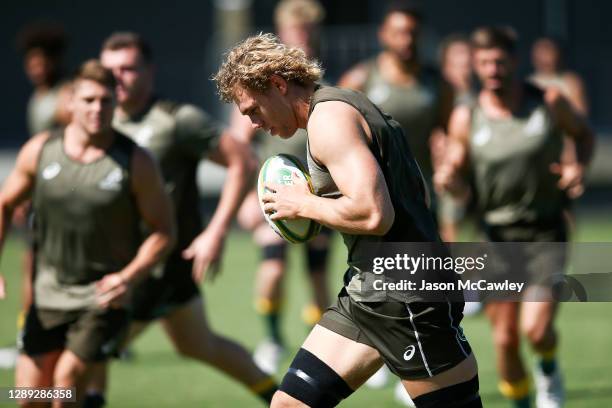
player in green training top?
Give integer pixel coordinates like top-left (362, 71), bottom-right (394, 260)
top-left (0, 60), bottom-right (175, 406)
top-left (435, 27), bottom-right (594, 408)
top-left (91, 32), bottom-right (276, 406)
top-left (230, 0), bottom-right (332, 376)
top-left (215, 33), bottom-right (482, 408)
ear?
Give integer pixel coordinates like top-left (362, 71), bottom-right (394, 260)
top-left (269, 74), bottom-right (288, 95)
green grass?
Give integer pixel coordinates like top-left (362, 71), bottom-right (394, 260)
top-left (1, 213), bottom-right (611, 407)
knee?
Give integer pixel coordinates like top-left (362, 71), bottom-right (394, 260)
top-left (493, 325), bottom-right (520, 352)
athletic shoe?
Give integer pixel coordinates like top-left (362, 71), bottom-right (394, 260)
top-left (254, 339), bottom-right (285, 375)
top-left (535, 363), bottom-right (565, 408)
top-left (394, 381), bottom-right (416, 407)
top-left (365, 365), bottom-right (389, 389)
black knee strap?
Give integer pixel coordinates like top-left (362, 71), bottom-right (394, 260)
top-left (412, 375), bottom-right (482, 408)
top-left (262, 243), bottom-right (286, 261)
top-left (306, 246), bottom-right (329, 272)
top-left (279, 348), bottom-right (353, 408)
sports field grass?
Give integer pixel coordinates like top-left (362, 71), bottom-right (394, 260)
top-left (1, 211), bottom-right (611, 407)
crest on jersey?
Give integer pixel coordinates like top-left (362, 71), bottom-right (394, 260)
top-left (473, 126), bottom-right (492, 146)
top-left (42, 162), bottom-right (61, 180)
top-left (524, 110), bottom-right (546, 137)
top-left (134, 126), bottom-right (155, 147)
top-left (98, 168), bottom-right (123, 191)
top-left (367, 84), bottom-right (391, 105)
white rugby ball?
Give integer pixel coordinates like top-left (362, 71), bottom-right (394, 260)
top-left (257, 154), bottom-right (321, 243)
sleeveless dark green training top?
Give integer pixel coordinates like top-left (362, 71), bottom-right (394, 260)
top-left (33, 130), bottom-right (141, 310)
top-left (469, 84), bottom-right (564, 226)
top-left (306, 85), bottom-right (440, 300)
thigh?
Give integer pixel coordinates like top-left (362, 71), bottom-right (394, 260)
top-left (161, 296), bottom-right (212, 352)
top-left (15, 351), bottom-right (62, 388)
top-left (301, 324), bottom-right (383, 390)
top-left (485, 302), bottom-right (520, 330)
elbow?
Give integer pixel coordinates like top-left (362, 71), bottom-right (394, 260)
top-left (365, 208), bottom-right (395, 236)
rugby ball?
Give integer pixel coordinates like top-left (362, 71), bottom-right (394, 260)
top-left (257, 154), bottom-right (321, 243)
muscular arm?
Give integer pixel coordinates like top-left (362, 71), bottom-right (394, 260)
top-left (545, 88), bottom-right (595, 166)
top-left (433, 105), bottom-right (472, 196)
top-left (268, 102), bottom-right (395, 236)
top-left (97, 147), bottom-right (175, 307)
top-left (205, 131), bottom-right (257, 236)
top-left (0, 133), bottom-right (48, 298)
top-left (122, 148), bottom-right (175, 283)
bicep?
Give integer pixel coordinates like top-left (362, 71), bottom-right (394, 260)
top-left (310, 105), bottom-right (389, 203)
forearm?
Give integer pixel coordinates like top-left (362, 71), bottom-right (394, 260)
top-left (574, 128), bottom-right (595, 167)
top-left (0, 202), bottom-right (14, 257)
top-left (118, 231), bottom-right (174, 284)
top-left (298, 193), bottom-right (390, 236)
top-left (207, 159), bottom-right (254, 235)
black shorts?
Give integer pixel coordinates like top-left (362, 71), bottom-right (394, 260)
top-left (129, 251), bottom-right (200, 322)
top-left (19, 304), bottom-right (128, 362)
top-left (319, 288), bottom-right (472, 380)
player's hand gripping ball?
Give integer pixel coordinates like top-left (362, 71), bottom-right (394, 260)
top-left (258, 154), bottom-right (321, 243)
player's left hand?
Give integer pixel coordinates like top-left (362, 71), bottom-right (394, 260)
top-left (182, 229), bottom-right (225, 283)
top-left (96, 273), bottom-right (128, 309)
top-left (550, 161), bottom-right (585, 199)
top-left (262, 173), bottom-right (311, 220)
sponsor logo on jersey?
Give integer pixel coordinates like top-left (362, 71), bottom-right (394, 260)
top-left (42, 162), bottom-right (61, 180)
top-left (403, 345), bottom-right (416, 361)
top-left (134, 126), bottom-right (155, 147)
top-left (98, 168), bottom-right (123, 191)
top-left (524, 110), bottom-right (546, 137)
top-left (368, 84), bottom-right (391, 105)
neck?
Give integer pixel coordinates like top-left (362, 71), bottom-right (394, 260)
top-left (482, 79), bottom-right (522, 110)
top-left (66, 123), bottom-right (114, 150)
top-left (381, 51), bottom-right (419, 74)
top-left (117, 91), bottom-right (153, 117)
top-left (292, 82), bottom-right (316, 129)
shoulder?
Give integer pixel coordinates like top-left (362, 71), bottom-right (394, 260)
top-left (17, 131), bottom-right (53, 173)
top-left (337, 59), bottom-right (375, 90)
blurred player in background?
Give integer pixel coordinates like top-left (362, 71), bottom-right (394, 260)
top-left (530, 36), bottom-right (590, 210)
top-left (0, 59), bottom-right (175, 406)
top-left (86, 32), bottom-right (276, 407)
top-left (230, 0), bottom-right (332, 375)
top-left (215, 32), bottom-right (482, 408)
top-left (338, 0), bottom-right (454, 217)
top-left (435, 26), bottom-right (594, 408)
top-left (17, 21), bottom-right (72, 136)
top-left (529, 37), bottom-right (588, 116)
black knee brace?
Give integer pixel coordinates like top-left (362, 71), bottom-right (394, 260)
top-left (262, 243), bottom-right (287, 261)
top-left (412, 375), bottom-right (482, 408)
top-left (279, 348), bottom-right (353, 408)
top-left (306, 246), bottom-right (329, 272)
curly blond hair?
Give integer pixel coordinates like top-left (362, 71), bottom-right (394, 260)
top-left (213, 33), bottom-right (323, 103)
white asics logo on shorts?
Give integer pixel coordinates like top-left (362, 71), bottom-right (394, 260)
top-left (403, 345), bottom-right (416, 361)
top-left (42, 162), bottom-right (61, 180)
